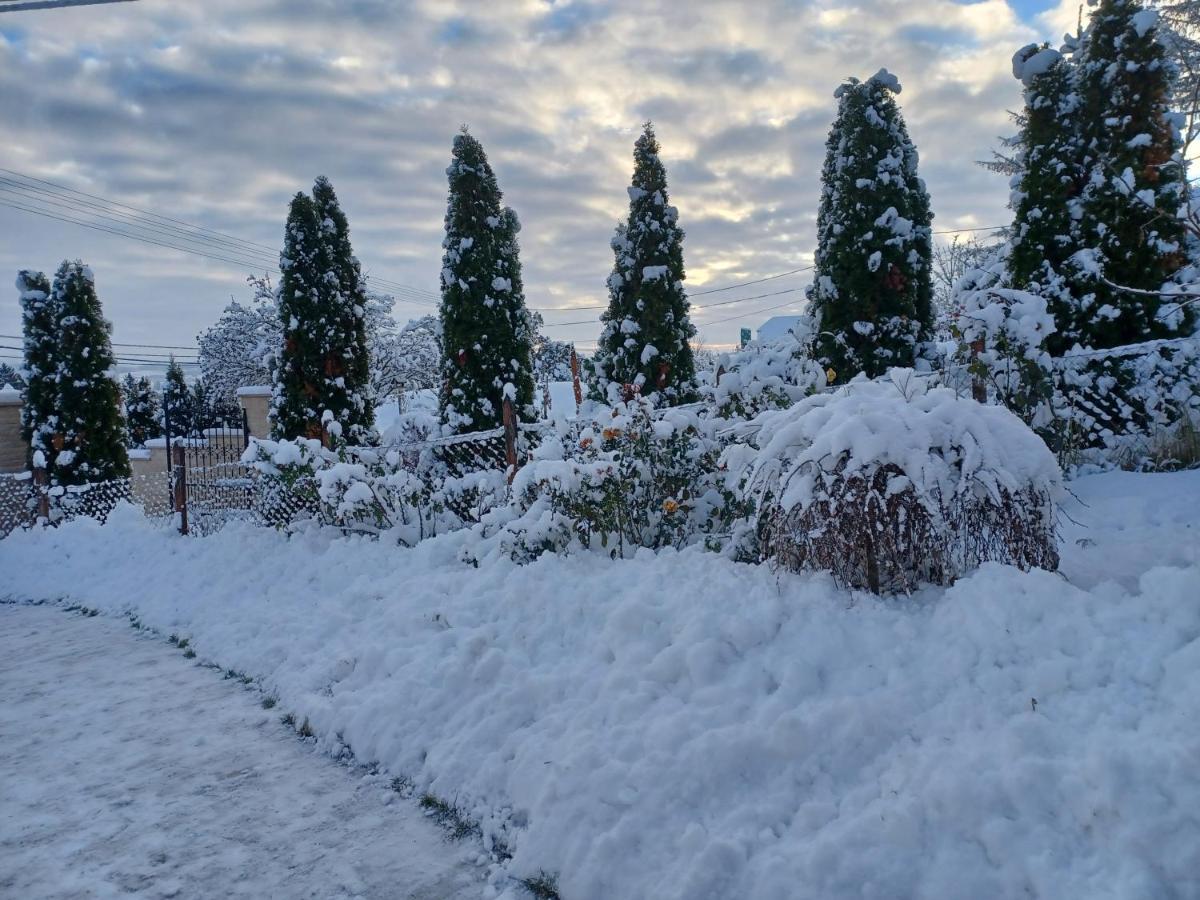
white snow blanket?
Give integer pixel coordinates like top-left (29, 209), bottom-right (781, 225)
top-left (2, 470), bottom-right (1198, 900)
top-left (0, 604), bottom-right (482, 899)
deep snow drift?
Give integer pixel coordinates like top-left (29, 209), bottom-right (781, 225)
top-left (1, 470), bottom-right (1197, 900)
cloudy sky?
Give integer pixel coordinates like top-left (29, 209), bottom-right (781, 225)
top-left (0, 0), bottom-right (1080, 370)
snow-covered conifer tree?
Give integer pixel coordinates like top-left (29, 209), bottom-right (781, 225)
top-left (438, 130), bottom-right (535, 432)
top-left (271, 192), bottom-right (324, 440)
top-left (807, 70), bottom-right (934, 380)
top-left (121, 373), bottom-right (161, 448)
top-left (311, 176), bottom-right (375, 443)
top-left (48, 261), bottom-right (129, 485)
top-left (1072, 0), bottom-right (1193, 345)
top-left (0, 362), bottom-right (22, 390)
top-left (272, 182), bottom-right (377, 444)
top-left (17, 270), bottom-right (58, 471)
top-left (592, 123), bottom-right (697, 404)
top-left (1007, 45), bottom-right (1086, 355)
top-left (161, 355), bottom-right (193, 438)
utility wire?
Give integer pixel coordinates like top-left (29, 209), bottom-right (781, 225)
top-left (699, 296), bottom-right (805, 328)
top-left (0, 0), bottom-right (138, 11)
top-left (0, 169), bottom-right (440, 305)
top-left (0, 345), bottom-right (200, 366)
top-left (540, 286), bottom-right (805, 328)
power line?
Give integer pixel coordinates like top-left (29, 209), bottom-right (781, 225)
top-left (0, 0), bottom-right (138, 10)
top-left (699, 296), bottom-right (805, 328)
top-left (932, 224), bottom-right (1006, 235)
top-left (540, 286), bottom-right (805, 328)
top-left (0, 345), bottom-right (200, 366)
top-left (690, 265), bottom-right (814, 297)
top-left (0, 168), bottom-right (440, 306)
top-left (531, 225), bottom-right (1004, 314)
top-left (0, 334), bottom-right (200, 352)
top-left (0, 172), bottom-right (282, 259)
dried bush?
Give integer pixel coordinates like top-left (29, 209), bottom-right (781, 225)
top-left (729, 375), bottom-right (1063, 594)
top-left (757, 460), bottom-right (1059, 593)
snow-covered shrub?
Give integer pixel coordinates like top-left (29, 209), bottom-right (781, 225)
top-left (1050, 337), bottom-right (1200, 469)
top-left (243, 438), bottom-right (324, 529)
top-left (471, 399), bottom-right (741, 563)
top-left (955, 283), bottom-right (1056, 425)
top-left (244, 436), bottom-right (504, 542)
top-left (703, 322), bottom-right (827, 421)
top-left (726, 373), bottom-right (1062, 593)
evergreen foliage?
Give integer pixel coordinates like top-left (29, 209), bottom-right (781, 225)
top-left (272, 191), bottom-right (324, 441)
top-left (0, 362), bottom-right (22, 390)
top-left (1071, 0), bottom-right (1193, 346)
top-left (1007, 46), bottom-right (1087, 356)
top-left (438, 130), bottom-right (535, 432)
top-left (121, 373), bottom-right (161, 448)
top-left (272, 180), bottom-right (377, 444)
top-left (808, 70), bottom-right (934, 381)
top-left (161, 356), bottom-right (193, 437)
top-left (190, 379), bottom-right (239, 433)
top-left (592, 123), bottom-right (697, 404)
top-left (17, 269), bottom-right (58, 471)
top-left (311, 176), bottom-right (375, 443)
top-left (47, 261), bottom-right (129, 486)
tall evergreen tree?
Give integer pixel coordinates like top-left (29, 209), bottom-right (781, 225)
top-left (49, 261), bottom-right (129, 486)
top-left (1008, 45), bottom-right (1087, 355)
top-left (17, 269), bottom-right (58, 472)
top-left (807, 70), bottom-right (934, 380)
top-left (438, 130), bottom-right (535, 432)
top-left (592, 123), bottom-right (697, 404)
top-left (311, 176), bottom-right (375, 443)
top-left (0, 362), bottom-right (22, 390)
top-left (272, 182), bottom-right (377, 443)
top-left (271, 192), bottom-right (325, 440)
top-left (121, 373), bottom-right (161, 448)
top-left (161, 355), bottom-right (193, 438)
top-left (1072, 0), bottom-right (1193, 345)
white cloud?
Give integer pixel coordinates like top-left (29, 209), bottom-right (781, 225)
top-left (0, 0), bottom-right (1047, 352)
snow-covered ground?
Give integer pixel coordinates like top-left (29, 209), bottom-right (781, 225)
top-left (1, 469), bottom-right (1198, 899)
top-left (0, 605), bottom-right (484, 900)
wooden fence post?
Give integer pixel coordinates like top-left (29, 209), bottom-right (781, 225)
top-left (172, 443), bottom-right (188, 535)
top-left (570, 346), bottom-right (582, 412)
top-left (33, 463), bottom-right (49, 522)
top-left (970, 338), bottom-right (987, 404)
top-left (502, 397), bottom-right (518, 485)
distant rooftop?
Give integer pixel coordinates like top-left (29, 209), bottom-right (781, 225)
top-left (757, 316), bottom-right (806, 343)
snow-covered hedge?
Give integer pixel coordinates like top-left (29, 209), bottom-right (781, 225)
top-left (243, 437), bottom-right (505, 544)
top-left (725, 373), bottom-right (1062, 592)
top-left (702, 322), bottom-right (827, 421)
top-left (470, 399), bottom-right (741, 563)
top-left (1051, 337), bottom-right (1200, 469)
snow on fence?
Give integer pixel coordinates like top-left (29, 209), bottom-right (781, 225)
top-left (0, 470), bottom-right (173, 539)
top-left (2, 338), bottom-right (1193, 542)
top-left (181, 398), bottom-right (556, 537)
top-left (1047, 337), bottom-right (1200, 466)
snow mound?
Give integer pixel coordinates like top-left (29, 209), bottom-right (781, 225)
top-left (868, 67), bottom-right (901, 93)
top-left (2, 469), bottom-right (1199, 898)
top-left (1012, 44), bottom-right (1062, 86)
top-left (1131, 8), bottom-right (1158, 37)
top-left (730, 374), bottom-right (1063, 511)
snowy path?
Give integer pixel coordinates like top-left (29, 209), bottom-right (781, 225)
top-left (0, 604), bottom-right (484, 900)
